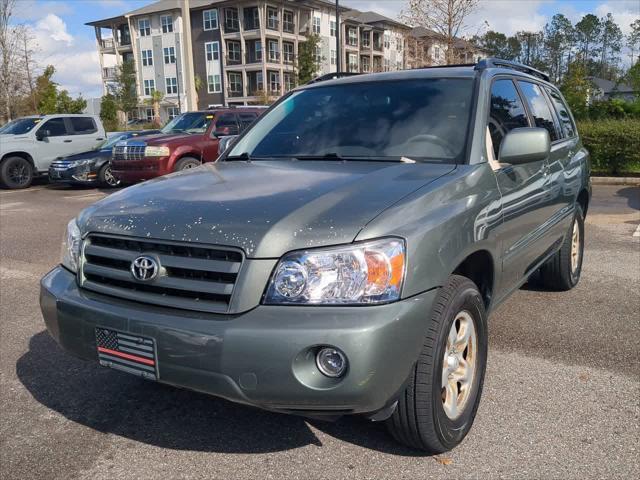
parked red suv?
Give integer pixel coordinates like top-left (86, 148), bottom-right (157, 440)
top-left (111, 108), bottom-right (264, 183)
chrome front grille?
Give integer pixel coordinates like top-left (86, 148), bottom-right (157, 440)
top-left (80, 234), bottom-right (243, 313)
top-left (50, 160), bottom-right (72, 170)
top-left (113, 144), bottom-right (146, 161)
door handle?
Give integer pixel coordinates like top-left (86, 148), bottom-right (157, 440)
top-left (64, 140), bottom-right (72, 143)
top-left (96, 138), bottom-right (104, 141)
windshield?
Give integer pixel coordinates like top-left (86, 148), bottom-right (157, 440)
top-left (0, 117), bottom-right (42, 135)
top-left (228, 78), bottom-right (474, 162)
top-left (161, 112), bottom-right (212, 134)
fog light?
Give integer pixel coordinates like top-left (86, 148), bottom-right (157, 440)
top-left (316, 347), bottom-right (347, 378)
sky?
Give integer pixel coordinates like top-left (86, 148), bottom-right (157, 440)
top-left (10, 0), bottom-right (640, 99)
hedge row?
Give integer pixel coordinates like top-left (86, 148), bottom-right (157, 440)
top-left (577, 119), bottom-right (640, 175)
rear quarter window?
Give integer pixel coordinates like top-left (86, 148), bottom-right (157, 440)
top-left (70, 117), bottom-right (97, 135)
top-left (517, 81), bottom-right (561, 142)
top-left (545, 87), bottom-right (576, 138)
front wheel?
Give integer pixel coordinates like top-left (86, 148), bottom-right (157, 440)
top-left (0, 156), bottom-right (33, 189)
top-left (98, 163), bottom-right (120, 188)
top-left (174, 157), bottom-right (201, 172)
top-left (386, 275), bottom-right (488, 453)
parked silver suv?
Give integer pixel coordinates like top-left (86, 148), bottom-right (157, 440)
top-left (40, 59), bottom-right (590, 453)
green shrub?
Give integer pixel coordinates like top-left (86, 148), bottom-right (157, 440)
top-left (577, 119), bottom-right (640, 175)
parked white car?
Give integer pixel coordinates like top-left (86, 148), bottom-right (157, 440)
top-left (0, 114), bottom-right (106, 189)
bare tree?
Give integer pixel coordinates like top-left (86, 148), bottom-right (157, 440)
top-left (401, 0), bottom-right (479, 64)
top-left (19, 25), bottom-right (38, 112)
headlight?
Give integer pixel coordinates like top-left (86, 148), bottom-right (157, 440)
top-left (144, 146), bottom-right (170, 157)
top-left (68, 159), bottom-right (94, 167)
top-left (264, 238), bottom-right (405, 305)
top-left (61, 219), bottom-right (82, 273)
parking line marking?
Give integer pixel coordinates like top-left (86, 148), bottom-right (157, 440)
top-left (634, 224), bottom-right (640, 237)
top-left (63, 192), bottom-right (107, 199)
top-left (0, 186), bottom-right (50, 195)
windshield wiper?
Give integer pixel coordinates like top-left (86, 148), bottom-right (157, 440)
top-left (225, 152), bottom-right (252, 161)
top-left (293, 153), bottom-right (343, 161)
top-left (294, 153), bottom-right (407, 162)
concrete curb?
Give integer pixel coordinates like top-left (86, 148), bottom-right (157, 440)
top-left (591, 177), bottom-right (640, 186)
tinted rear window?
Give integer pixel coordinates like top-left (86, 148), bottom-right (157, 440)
top-left (229, 78), bottom-right (474, 163)
top-left (545, 87), bottom-right (576, 138)
top-left (70, 117), bottom-right (97, 134)
top-left (518, 81), bottom-right (560, 142)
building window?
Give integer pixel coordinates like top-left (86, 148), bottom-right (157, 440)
top-left (348, 27), bottom-right (357, 46)
top-left (361, 31), bottom-right (370, 48)
top-left (268, 40), bottom-right (279, 62)
top-left (228, 72), bottom-right (242, 93)
top-left (267, 7), bottom-right (279, 30)
top-left (205, 41), bottom-right (219, 61)
top-left (384, 34), bottom-right (390, 49)
top-left (269, 71), bottom-right (280, 93)
top-left (143, 79), bottom-right (155, 96)
top-left (255, 41), bottom-right (262, 61)
top-left (138, 19), bottom-right (150, 36)
top-left (396, 40), bottom-right (402, 52)
top-left (203, 9), bottom-right (219, 30)
top-left (244, 7), bottom-right (259, 30)
top-left (141, 49), bottom-right (153, 66)
top-left (360, 56), bottom-right (370, 72)
top-left (283, 10), bottom-right (294, 33)
top-left (255, 71), bottom-right (264, 92)
top-left (284, 72), bottom-right (294, 92)
top-left (315, 45), bottom-right (322, 65)
top-left (143, 108), bottom-right (154, 122)
top-left (227, 41), bottom-right (241, 62)
top-left (161, 15), bottom-right (173, 33)
top-left (168, 107), bottom-right (180, 119)
top-left (434, 46), bottom-right (440, 60)
top-left (330, 49), bottom-right (336, 65)
top-left (163, 46), bottom-right (176, 64)
top-left (207, 74), bottom-right (221, 93)
top-left (384, 58), bottom-right (390, 71)
top-left (348, 53), bottom-right (358, 72)
top-left (165, 77), bottom-right (178, 94)
top-left (330, 20), bottom-right (336, 37)
top-left (224, 8), bottom-right (239, 32)
top-left (283, 42), bottom-right (294, 64)
top-left (312, 16), bottom-right (321, 34)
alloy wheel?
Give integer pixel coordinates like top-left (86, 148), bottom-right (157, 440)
top-left (441, 311), bottom-right (477, 420)
top-left (8, 162), bottom-right (30, 187)
top-left (570, 219), bottom-right (581, 274)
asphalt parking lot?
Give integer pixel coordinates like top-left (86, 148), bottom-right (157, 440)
top-left (1, 182), bottom-right (638, 479)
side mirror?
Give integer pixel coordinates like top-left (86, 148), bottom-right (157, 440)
top-left (499, 128), bottom-right (550, 165)
top-left (36, 129), bottom-right (50, 141)
top-left (217, 135), bottom-right (238, 156)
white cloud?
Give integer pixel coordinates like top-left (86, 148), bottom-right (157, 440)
top-left (28, 14), bottom-right (102, 98)
top-left (595, 1), bottom-right (640, 35)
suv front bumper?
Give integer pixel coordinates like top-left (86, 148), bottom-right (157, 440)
top-left (40, 266), bottom-right (437, 416)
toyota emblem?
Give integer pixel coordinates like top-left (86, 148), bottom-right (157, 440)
top-left (131, 255), bottom-right (159, 281)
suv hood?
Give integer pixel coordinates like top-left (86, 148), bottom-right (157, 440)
top-left (123, 132), bottom-right (198, 146)
top-left (79, 161), bottom-right (454, 258)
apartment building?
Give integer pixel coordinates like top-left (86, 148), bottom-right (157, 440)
top-left (406, 26), bottom-right (484, 69)
top-left (89, 0), bottom-right (482, 120)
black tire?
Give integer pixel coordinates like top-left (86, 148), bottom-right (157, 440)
top-left (174, 157), bottom-right (201, 172)
top-left (0, 156), bottom-right (33, 189)
top-left (97, 163), bottom-right (120, 188)
top-left (386, 275), bottom-right (488, 453)
top-left (538, 205), bottom-right (584, 291)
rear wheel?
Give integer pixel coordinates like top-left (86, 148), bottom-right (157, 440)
top-left (537, 205), bottom-right (584, 291)
top-left (174, 157), bottom-right (201, 172)
top-left (0, 156), bottom-right (33, 189)
top-left (98, 163), bottom-right (120, 188)
top-left (386, 275), bottom-right (488, 453)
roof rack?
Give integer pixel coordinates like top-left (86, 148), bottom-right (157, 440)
top-left (306, 72), bottom-right (360, 85)
top-left (475, 58), bottom-right (550, 82)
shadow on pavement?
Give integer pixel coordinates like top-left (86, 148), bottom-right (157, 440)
top-left (17, 331), bottom-right (422, 456)
top-left (615, 186), bottom-right (640, 211)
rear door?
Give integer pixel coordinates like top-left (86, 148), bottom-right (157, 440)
top-left (204, 113), bottom-right (240, 161)
top-left (238, 112), bottom-right (258, 133)
top-left (488, 78), bottom-right (551, 297)
top-left (33, 117), bottom-right (74, 171)
top-left (68, 116), bottom-right (104, 153)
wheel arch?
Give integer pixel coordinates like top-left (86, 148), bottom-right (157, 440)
top-left (1, 151), bottom-right (35, 169)
top-left (451, 249), bottom-right (495, 309)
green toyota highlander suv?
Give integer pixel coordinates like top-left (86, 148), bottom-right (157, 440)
top-left (40, 59), bottom-right (590, 453)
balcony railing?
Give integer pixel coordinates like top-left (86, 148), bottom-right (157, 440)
top-left (244, 19), bottom-right (259, 30)
top-left (100, 38), bottom-right (115, 49)
top-left (267, 52), bottom-right (280, 63)
top-left (283, 21), bottom-right (295, 33)
top-left (224, 21), bottom-right (240, 33)
top-left (227, 87), bottom-right (244, 98)
top-left (267, 19), bottom-right (279, 31)
top-left (227, 54), bottom-right (242, 65)
top-left (103, 67), bottom-right (117, 79)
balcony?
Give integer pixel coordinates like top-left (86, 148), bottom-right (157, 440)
top-left (227, 87), bottom-right (244, 98)
top-left (227, 54), bottom-right (242, 65)
top-left (103, 67), bottom-right (117, 80)
top-left (283, 21), bottom-right (295, 34)
top-left (100, 38), bottom-right (115, 50)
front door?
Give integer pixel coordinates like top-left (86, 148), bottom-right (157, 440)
top-left (32, 117), bottom-right (74, 171)
top-left (68, 116), bottom-right (104, 153)
top-left (488, 78), bottom-right (552, 300)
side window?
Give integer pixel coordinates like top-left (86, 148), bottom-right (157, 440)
top-left (517, 81), bottom-right (560, 142)
top-left (213, 113), bottom-right (239, 135)
top-left (40, 117), bottom-right (68, 137)
top-left (545, 87), bottom-right (576, 138)
top-left (488, 79), bottom-right (529, 158)
top-left (69, 117), bottom-right (97, 135)
top-left (238, 113), bottom-right (257, 131)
